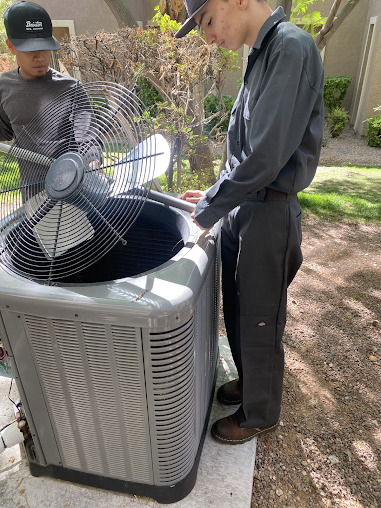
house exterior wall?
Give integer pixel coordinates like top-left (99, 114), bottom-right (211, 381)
top-left (323, 0), bottom-right (370, 113)
top-left (351, 0), bottom-right (381, 136)
top-left (37, 0), bottom-right (118, 35)
top-left (148, 0), bottom-right (159, 20)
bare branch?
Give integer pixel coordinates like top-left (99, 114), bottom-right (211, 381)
top-left (314, 0), bottom-right (363, 50)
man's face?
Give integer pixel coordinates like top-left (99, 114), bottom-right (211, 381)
top-left (194, 0), bottom-right (247, 51)
top-left (6, 40), bottom-right (51, 79)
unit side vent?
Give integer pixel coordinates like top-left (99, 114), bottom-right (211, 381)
top-left (25, 315), bottom-right (152, 482)
top-left (111, 325), bottom-right (152, 483)
top-left (25, 315), bottom-right (83, 470)
top-left (149, 318), bottom-right (196, 484)
top-left (82, 322), bottom-right (128, 478)
top-left (194, 256), bottom-right (219, 443)
top-left (53, 319), bottom-right (104, 473)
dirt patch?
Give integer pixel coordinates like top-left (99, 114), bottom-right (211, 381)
top-left (217, 152), bottom-right (381, 507)
top-left (249, 217), bottom-right (381, 508)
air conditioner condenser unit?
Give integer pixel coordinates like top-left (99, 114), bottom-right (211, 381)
top-left (0, 198), bottom-right (220, 504)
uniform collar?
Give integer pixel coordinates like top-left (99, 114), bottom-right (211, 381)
top-left (252, 7), bottom-right (286, 51)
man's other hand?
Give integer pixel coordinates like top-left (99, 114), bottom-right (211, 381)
top-left (180, 189), bottom-right (205, 204)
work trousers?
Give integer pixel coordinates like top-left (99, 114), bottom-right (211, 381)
top-left (221, 192), bottom-right (303, 428)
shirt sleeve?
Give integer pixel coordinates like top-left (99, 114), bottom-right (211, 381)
top-left (0, 106), bottom-right (14, 142)
top-left (194, 46), bottom-right (321, 228)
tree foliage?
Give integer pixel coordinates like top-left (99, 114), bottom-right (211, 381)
top-left (0, 0), bottom-right (16, 54)
top-left (290, 0), bottom-right (328, 37)
top-left (60, 8), bottom-right (237, 191)
top-left (276, 0), bottom-right (364, 50)
top-left (158, 0), bottom-right (187, 23)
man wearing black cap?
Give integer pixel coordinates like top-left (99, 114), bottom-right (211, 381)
top-left (0, 1), bottom-right (77, 142)
top-left (179, 0), bottom-right (324, 444)
top-left (0, 2), bottom-right (102, 202)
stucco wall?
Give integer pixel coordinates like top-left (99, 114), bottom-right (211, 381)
top-left (323, 0), bottom-right (370, 113)
top-left (148, 0), bottom-right (159, 21)
top-left (350, 0), bottom-right (381, 135)
top-left (37, 0), bottom-right (118, 35)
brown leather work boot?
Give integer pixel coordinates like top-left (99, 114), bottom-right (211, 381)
top-left (211, 412), bottom-right (279, 444)
top-left (216, 378), bottom-right (241, 405)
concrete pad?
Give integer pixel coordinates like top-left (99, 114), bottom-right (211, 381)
top-left (0, 338), bottom-right (256, 507)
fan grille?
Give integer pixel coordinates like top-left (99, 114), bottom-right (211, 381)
top-left (0, 82), bottom-right (157, 284)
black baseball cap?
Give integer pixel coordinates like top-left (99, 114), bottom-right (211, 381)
top-left (4, 1), bottom-right (60, 52)
top-left (175, 0), bottom-right (210, 38)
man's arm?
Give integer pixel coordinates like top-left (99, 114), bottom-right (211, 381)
top-left (0, 108), bottom-right (14, 142)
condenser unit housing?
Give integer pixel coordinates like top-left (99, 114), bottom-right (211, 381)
top-left (0, 198), bottom-right (220, 504)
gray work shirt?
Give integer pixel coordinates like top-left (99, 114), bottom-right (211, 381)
top-left (195, 7), bottom-right (324, 228)
top-left (0, 67), bottom-right (78, 141)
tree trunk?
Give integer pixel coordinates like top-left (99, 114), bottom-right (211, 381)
top-left (276, 0), bottom-right (292, 20)
top-left (188, 121), bottom-right (216, 187)
top-left (218, 137), bottom-right (227, 178)
top-left (160, 0), bottom-right (187, 22)
top-left (103, 0), bottom-right (138, 28)
top-left (314, 0), bottom-right (363, 51)
top-left (143, 70), bottom-right (216, 187)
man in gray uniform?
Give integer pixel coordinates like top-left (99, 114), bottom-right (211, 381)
top-left (178, 0), bottom-right (324, 443)
top-left (0, 2), bottom-right (98, 202)
top-left (0, 1), bottom-right (77, 141)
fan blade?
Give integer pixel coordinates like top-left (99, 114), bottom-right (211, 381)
top-left (23, 191), bottom-right (94, 260)
top-left (110, 134), bottom-right (170, 195)
top-left (33, 201), bottom-right (94, 259)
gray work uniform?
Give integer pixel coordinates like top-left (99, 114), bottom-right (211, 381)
top-left (0, 67), bottom-right (77, 141)
top-left (194, 8), bottom-right (324, 428)
top-left (0, 68), bottom-right (100, 202)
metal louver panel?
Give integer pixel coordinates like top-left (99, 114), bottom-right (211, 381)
top-left (194, 256), bottom-right (219, 444)
top-left (111, 324), bottom-right (152, 482)
top-left (25, 315), bottom-right (82, 470)
top-left (148, 319), bottom-right (196, 485)
top-left (25, 315), bottom-right (152, 483)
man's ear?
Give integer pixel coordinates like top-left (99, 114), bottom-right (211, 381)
top-left (237, 0), bottom-right (249, 10)
top-left (5, 39), bottom-right (16, 55)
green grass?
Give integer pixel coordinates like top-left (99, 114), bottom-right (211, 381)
top-left (299, 165), bottom-right (381, 224)
top-left (0, 151), bottom-right (21, 198)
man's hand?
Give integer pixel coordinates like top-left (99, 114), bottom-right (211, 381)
top-left (180, 189), bottom-right (205, 204)
top-left (89, 160), bottom-right (100, 170)
top-left (191, 212), bottom-right (212, 231)
top-left (180, 190), bottom-right (213, 231)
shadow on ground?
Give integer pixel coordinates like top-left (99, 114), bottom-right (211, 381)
top-left (252, 218), bottom-right (381, 508)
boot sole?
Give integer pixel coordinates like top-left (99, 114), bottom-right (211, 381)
top-left (216, 393), bottom-right (241, 405)
top-left (211, 421), bottom-right (279, 445)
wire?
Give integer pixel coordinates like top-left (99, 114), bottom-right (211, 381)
top-left (7, 378), bottom-right (17, 407)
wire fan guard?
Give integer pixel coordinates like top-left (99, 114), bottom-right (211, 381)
top-left (0, 82), bottom-right (158, 284)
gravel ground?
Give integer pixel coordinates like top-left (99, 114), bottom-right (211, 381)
top-left (319, 126), bottom-right (381, 167)
top-left (218, 130), bottom-right (381, 508)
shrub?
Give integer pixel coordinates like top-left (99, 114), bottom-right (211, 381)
top-left (135, 75), bottom-right (163, 116)
top-left (204, 94), bottom-right (235, 137)
top-left (365, 106), bottom-right (381, 147)
top-left (327, 107), bottom-right (349, 138)
top-left (323, 76), bottom-right (352, 113)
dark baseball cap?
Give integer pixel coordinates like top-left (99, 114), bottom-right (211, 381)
top-left (175, 0), bottom-right (210, 38)
top-left (4, 1), bottom-right (60, 52)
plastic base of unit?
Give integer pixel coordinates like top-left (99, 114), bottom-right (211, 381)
top-left (25, 364), bottom-right (218, 505)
